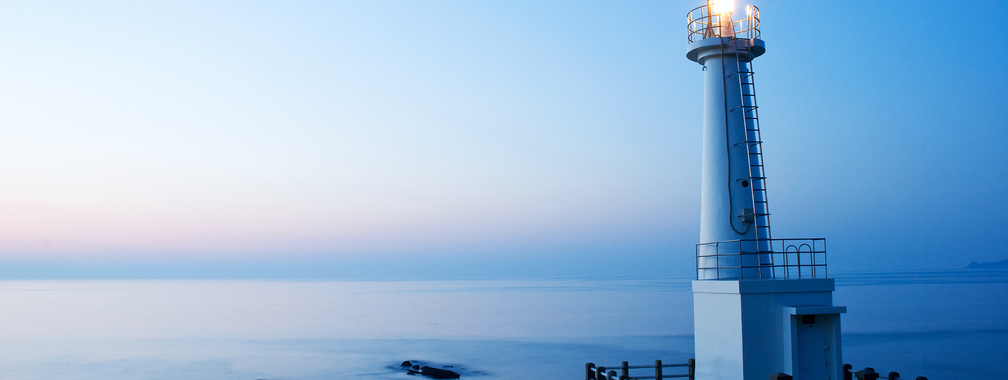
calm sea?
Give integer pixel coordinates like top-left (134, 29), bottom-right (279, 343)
top-left (0, 271), bottom-right (1003, 379)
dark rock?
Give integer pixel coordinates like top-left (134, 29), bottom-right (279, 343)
top-left (413, 364), bottom-right (420, 370)
top-left (421, 366), bottom-right (461, 379)
top-left (402, 361), bottom-right (413, 367)
top-left (855, 367), bottom-right (879, 380)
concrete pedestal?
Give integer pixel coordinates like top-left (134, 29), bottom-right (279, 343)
top-left (693, 279), bottom-right (845, 380)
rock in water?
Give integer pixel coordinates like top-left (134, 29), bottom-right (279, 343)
top-left (401, 361), bottom-right (413, 367)
top-left (420, 366), bottom-right (461, 379)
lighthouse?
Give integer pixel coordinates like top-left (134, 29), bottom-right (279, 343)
top-left (686, 2), bottom-right (846, 379)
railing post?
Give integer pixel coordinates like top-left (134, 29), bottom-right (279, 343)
top-left (888, 372), bottom-right (900, 380)
top-left (622, 361), bottom-right (629, 379)
top-left (597, 366), bottom-right (607, 380)
top-left (843, 363), bottom-right (852, 380)
top-left (796, 243), bottom-right (802, 278)
top-left (608, 370), bottom-right (618, 380)
top-left (586, 363), bottom-right (595, 380)
top-left (655, 359), bottom-right (662, 380)
top-left (714, 241), bottom-right (720, 279)
top-left (688, 358), bottom-right (696, 380)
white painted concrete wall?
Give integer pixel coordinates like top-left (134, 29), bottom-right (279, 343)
top-left (693, 279), bottom-right (845, 380)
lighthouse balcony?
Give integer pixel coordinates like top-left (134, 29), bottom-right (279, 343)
top-left (695, 238), bottom-right (827, 280)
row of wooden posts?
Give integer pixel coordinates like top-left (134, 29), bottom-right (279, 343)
top-left (585, 361), bottom-right (929, 380)
top-left (843, 364), bottom-right (928, 380)
top-left (585, 360), bottom-right (695, 380)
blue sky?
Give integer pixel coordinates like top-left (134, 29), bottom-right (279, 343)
top-left (0, 0), bottom-right (1004, 279)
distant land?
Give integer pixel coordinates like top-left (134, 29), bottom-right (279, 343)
top-left (965, 259), bottom-right (1008, 269)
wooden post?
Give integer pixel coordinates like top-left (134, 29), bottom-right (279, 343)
top-left (654, 360), bottom-right (663, 380)
top-left (597, 366), bottom-right (607, 380)
top-left (608, 370), bottom-right (618, 380)
top-left (622, 361), bottom-right (629, 379)
top-left (888, 372), bottom-right (899, 380)
top-left (586, 363), bottom-right (595, 380)
top-left (843, 364), bottom-right (853, 380)
top-left (687, 358), bottom-right (696, 380)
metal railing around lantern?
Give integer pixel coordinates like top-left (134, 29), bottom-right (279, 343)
top-left (687, 3), bottom-right (760, 43)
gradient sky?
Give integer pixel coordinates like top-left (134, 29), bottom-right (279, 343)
top-left (0, 0), bottom-right (1005, 279)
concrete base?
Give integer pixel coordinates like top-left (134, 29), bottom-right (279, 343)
top-left (693, 279), bottom-right (845, 380)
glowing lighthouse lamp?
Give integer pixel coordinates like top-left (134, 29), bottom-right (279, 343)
top-left (686, 1), bottom-right (846, 379)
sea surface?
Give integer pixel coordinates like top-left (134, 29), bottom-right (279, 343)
top-left (0, 270), bottom-right (1004, 379)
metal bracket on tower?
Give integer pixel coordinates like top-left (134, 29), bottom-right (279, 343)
top-left (738, 208), bottom-right (755, 223)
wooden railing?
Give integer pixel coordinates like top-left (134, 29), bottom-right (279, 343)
top-left (585, 360), bottom-right (694, 380)
top-left (843, 364), bottom-right (929, 380)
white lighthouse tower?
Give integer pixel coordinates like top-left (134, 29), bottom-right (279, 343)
top-left (686, 2), bottom-right (846, 379)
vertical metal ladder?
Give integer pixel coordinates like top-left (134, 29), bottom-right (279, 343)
top-left (730, 42), bottom-right (773, 247)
